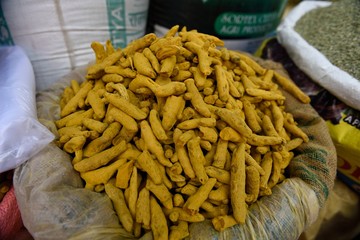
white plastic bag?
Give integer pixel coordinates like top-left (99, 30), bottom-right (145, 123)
top-left (0, 46), bottom-right (54, 173)
top-left (1, 0), bottom-right (149, 91)
top-left (276, 1), bottom-right (360, 111)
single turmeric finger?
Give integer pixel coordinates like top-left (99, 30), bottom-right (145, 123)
top-left (82, 118), bottom-right (108, 133)
top-left (187, 137), bottom-right (208, 184)
top-left (176, 118), bottom-right (216, 130)
top-left (136, 187), bottom-right (151, 228)
top-left (274, 71), bottom-right (311, 104)
top-left (214, 65), bottom-right (230, 102)
top-left (61, 81), bottom-right (93, 117)
top-left (212, 215), bottom-right (238, 232)
top-left (63, 135), bottom-right (86, 154)
top-left (239, 60), bottom-right (256, 76)
top-left (245, 165), bottom-right (260, 204)
top-left (198, 126), bottom-right (218, 143)
top-left (173, 129), bottom-right (196, 179)
top-left (157, 45), bottom-right (180, 61)
top-left (108, 107), bottom-right (138, 133)
top-left (74, 140), bottom-right (127, 172)
top-left (143, 47), bottom-right (161, 73)
top-left (105, 66), bottom-right (137, 78)
top-left (230, 143), bottom-right (247, 224)
top-left (189, 66), bottom-right (206, 88)
top-left (267, 151), bottom-right (283, 188)
top-left (146, 178), bottom-right (173, 209)
top-left (105, 82), bottom-right (129, 100)
top-left (160, 55), bottom-right (177, 77)
top-left (105, 92), bottom-right (147, 120)
top-left (83, 122), bottom-right (121, 157)
top-left (87, 50), bottom-right (123, 79)
top-left (169, 221), bottom-right (189, 240)
top-left (262, 115), bottom-right (280, 138)
top-left (260, 152), bottom-right (273, 191)
top-left (283, 115), bottom-right (309, 142)
top-left (183, 178), bottom-right (217, 215)
top-left (184, 41), bottom-right (212, 76)
top-left (65, 109), bottom-right (94, 127)
top-left (185, 78), bottom-right (211, 117)
top-left (123, 33), bottom-right (157, 56)
top-left (154, 82), bottom-right (187, 97)
top-left (205, 166), bottom-right (230, 184)
top-left (127, 166), bottom-right (138, 218)
top-left (215, 108), bottom-right (252, 138)
top-left (212, 139), bottom-right (228, 169)
top-left (140, 120), bottom-right (173, 167)
top-left (91, 41), bottom-right (107, 63)
top-left (245, 152), bottom-right (265, 175)
top-left (270, 101), bottom-right (284, 133)
top-left (149, 109), bottom-right (168, 141)
top-left (60, 87), bottom-right (75, 110)
top-left (134, 52), bottom-right (157, 78)
top-left (136, 150), bottom-right (162, 185)
top-left (115, 160), bottom-right (134, 189)
top-left (162, 95), bottom-right (185, 131)
top-left (58, 126), bottom-right (86, 138)
top-left (247, 133), bottom-right (285, 146)
top-left (86, 90), bottom-right (105, 119)
top-left (245, 88), bottom-right (285, 101)
top-left (243, 99), bottom-right (262, 133)
top-left (208, 184), bottom-right (229, 202)
top-left (105, 181), bottom-right (133, 233)
top-left (219, 127), bottom-right (245, 142)
top-left (236, 52), bottom-right (266, 75)
top-left (163, 207), bottom-right (205, 223)
top-left (80, 158), bottom-right (127, 189)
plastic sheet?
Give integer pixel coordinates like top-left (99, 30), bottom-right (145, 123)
top-left (0, 46), bottom-right (54, 173)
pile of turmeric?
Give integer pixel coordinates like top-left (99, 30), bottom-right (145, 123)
top-left (55, 25), bottom-right (310, 239)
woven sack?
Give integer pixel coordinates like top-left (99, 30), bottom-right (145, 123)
top-left (0, 186), bottom-right (23, 240)
top-left (14, 58), bottom-right (337, 240)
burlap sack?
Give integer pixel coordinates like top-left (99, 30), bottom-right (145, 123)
top-left (13, 58), bottom-right (337, 239)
